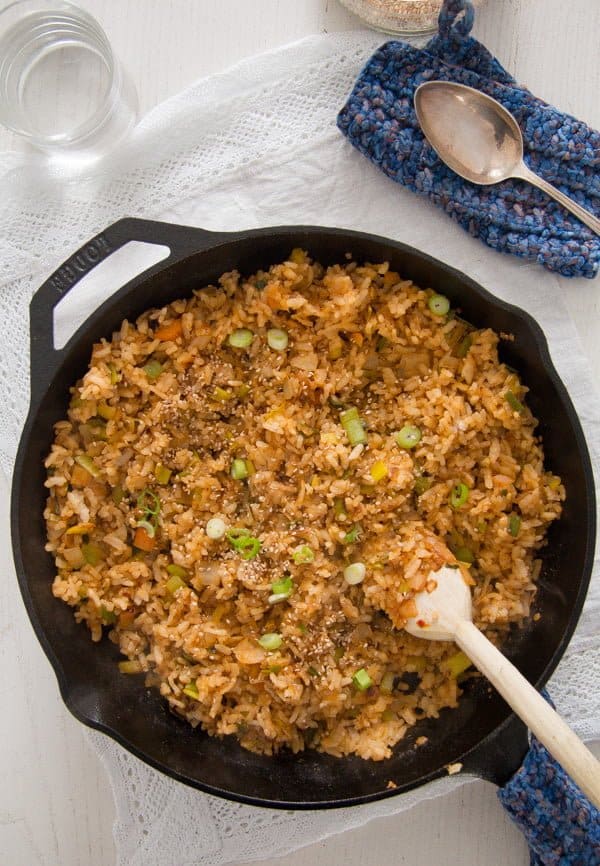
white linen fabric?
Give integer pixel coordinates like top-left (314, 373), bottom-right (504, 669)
top-left (0, 31), bottom-right (597, 866)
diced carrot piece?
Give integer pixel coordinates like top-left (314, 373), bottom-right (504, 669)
top-left (154, 319), bottom-right (183, 341)
top-left (383, 270), bottom-right (400, 289)
top-left (133, 526), bottom-right (156, 551)
top-left (71, 464), bottom-right (92, 487)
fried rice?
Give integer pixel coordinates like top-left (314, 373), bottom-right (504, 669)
top-left (44, 251), bottom-right (564, 760)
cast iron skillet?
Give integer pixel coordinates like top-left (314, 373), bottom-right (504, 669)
top-left (11, 218), bottom-right (595, 809)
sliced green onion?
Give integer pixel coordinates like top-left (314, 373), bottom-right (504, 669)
top-left (271, 576), bottom-right (293, 597)
top-left (292, 545), bottom-right (314, 564)
top-left (395, 425), bottom-right (422, 450)
top-left (258, 633), bottom-right (283, 651)
top-left (236, 383), bottom-right (250, 399)
top-left (370, 460), bottom-right (388, 483)
top-left (333, 497), bottom-right (347, 520)
top-left (267, 328), bottom-right (289, 351)
top-left (444, 651), bottom-right (472, 678)
top-left (454, 546), bottom-right (475, 564)
top-left (342, 524), bottom-right (362, 545)
top-left (97, 401), bottom-right (116, 420)
top-left (206, 517), bottom-right (227, 539)
top-left (428, 294), bottom-right (450, 316)
top-left (352, 668), bottom-right (373, 691)
top-left (231, 458), bottom-right (250, 480)
top-left (508, 514), bottom-right (521, 537)
top-left (166, 564), bottom-right (188, 578)
top-left (136, 519), bottom-right (156, 538)
top-left (343, 562), bottom-right (366, 585)
top-left (144, 359), bottom-right (163, 381)
top-left (505, 390), bottom-right (525, 413)
top-left (75, 454), bottom-right (101, 478)
top-left (108, 363), bottom-right (120, 385)
top-left (154, 464), bottom-right (172, 485)
top-left (82, 542), bottom-right (104, 566)
top-left (100, 605), bottom-right (117, 625)
top-left (228, 328), bottom-right (254, 349)
top-left (119, 660), bottom-right (142, 674)
top-left (165, 575), bottom-right (187, 594)
top-left (227, 529), bottom-right (261, 560)
top-left (340, 407), bottom-right (367, 446)
top-left (213, 386), bottom-right (233, 402)
top-left (380, 672), bottom-right (396, 694)
top-left (137, 489), bottom-right (161, 516)
top-left (414, 476), bottom-right (432, 496)
top-left (183, 682), bottom-right (199, 699)
top-left (449, 482), bottom-right (470, 509)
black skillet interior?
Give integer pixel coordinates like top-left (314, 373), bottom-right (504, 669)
top-left (11, 219), bottom-right (595, 808)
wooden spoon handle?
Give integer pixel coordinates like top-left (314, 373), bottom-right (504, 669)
top-left (455, 620), bottom-right (600, 807)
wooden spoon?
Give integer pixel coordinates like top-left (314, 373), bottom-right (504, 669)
top-left (405, 564), bottom-right (600, 807)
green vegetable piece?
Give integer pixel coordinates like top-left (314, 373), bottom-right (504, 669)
top-left (380, 672), bottom-right (396, 694)
top-left (154, 464), bottom-right (172, 485)
top-left (428, 294), bottom-right (450, 316)
top-left (444, 651), bottom-right (472, 678)
top-left (228, 328), bottom-right (254, 349)
top-left (333, 497), bottom-right (347, 520)
top-left (135, 519), bottom-right (156, 538)
top-left (449, 482), bottom-right (470, 509)
top-left (258, 633), bottom-right (283, 651)
top-left (292, 545), bottom-right (314, 564)
top-left (137, 489), bottom-right (161, 516)
top-left (165, 575), bottom-right (187, 594)
top-left (342, 524), bottom-right (362, 545)
top-left (183, 682), bottom-right (199, 699)
top-left (505, 390), bottom-right (525, 413)
top-left (414, 476), bottom-right (432, 496)
top-left (395, 425), bottom-right (422, 449)
top-left (111, 485), bottom-right (124, 505)
top-left (509, 514), bottom-right (521, 537)
top-left (144, 359), bottom-right (163, 381)
top-left (381, 709), bottom-right (396, 722)
top-left (333, 646), bottom-right (345, 661)
top-left (454, 546), bottom-right (475, 564)
top-left (100, 605), bottom-right (116, 624)
top-left (231, 458), bottom-right (249, 480)
top-left (340, 407), bottom-right (367, 446)
top-left (352, 668), bottom-right (373, 691)
top-left (82, 542), bottom-right (104, 566)
top-left (267, 328), bottom-right (289, 352)
top-left (455, 334), bottom-right (473, 358)
top-left (118, 660), bottom-right (142, 674)
top-left (167, 564), bottom-right (188, 579)
top-left (75, 454), bottom-right (101, 478)
top-left (271, 576), bottom-right (293, 597)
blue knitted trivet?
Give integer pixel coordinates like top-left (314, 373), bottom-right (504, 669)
top-left (498, 693), bottom-right (600, 866)
top-left (337, 0), bottom-right (600, 278)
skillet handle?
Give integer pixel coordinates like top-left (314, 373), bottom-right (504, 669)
top-left (29, 217), bottom-right (225, 403)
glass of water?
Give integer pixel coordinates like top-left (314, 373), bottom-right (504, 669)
top-left (0, 0), bottom-right (138, 160)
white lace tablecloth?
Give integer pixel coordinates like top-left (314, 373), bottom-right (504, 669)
top-left (1, 32), bottom-right (598, 866)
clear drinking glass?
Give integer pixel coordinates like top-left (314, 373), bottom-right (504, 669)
top-left (0, 0), bottom-right (138, 160)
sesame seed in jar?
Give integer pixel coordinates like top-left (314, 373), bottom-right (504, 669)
top-left (338, 0), bottom-right (484, 35)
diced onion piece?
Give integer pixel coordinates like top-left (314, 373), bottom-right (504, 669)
top-left (228, 328), bottom-right (254, 349)
top-left (268, 592), bottom-right (290, 605)
top-left (257, 633), bottom-right (283, 651)
top-left (343, 562), bottom-right (366, 585)
top-left (267, 328), bottom-right (289, 351)
top-left (206, 517), bottom-right (227, 539)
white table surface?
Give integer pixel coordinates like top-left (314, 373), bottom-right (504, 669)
top-left (1, 2), bottom-right (598, 866)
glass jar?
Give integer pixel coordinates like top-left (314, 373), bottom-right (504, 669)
top-left (338, 0), bottom-right (483, 36)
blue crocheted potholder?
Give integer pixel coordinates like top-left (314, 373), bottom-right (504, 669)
top-left (337, 0), bottom-right (600, 278)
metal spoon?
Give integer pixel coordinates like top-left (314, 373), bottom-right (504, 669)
top-left (405, 564), bottom-right (600, 807)
top-left (414, 81), bottom-right (600, 236)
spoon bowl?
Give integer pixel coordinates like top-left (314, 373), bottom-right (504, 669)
top-left (414, 80), bottom-right (600, 235)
